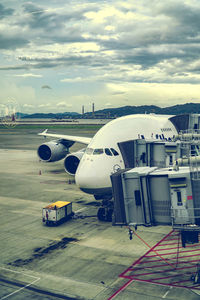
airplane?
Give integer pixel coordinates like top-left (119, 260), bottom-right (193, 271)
top-left (38, 114), bottom-right (178, 221)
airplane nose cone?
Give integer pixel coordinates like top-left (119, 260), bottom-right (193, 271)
top-left (75, 168), bottom-right (98, 189)
top-left (75, 163), bottom-right (111, 195)
top-left (75, 169), bottom-right (89, 188)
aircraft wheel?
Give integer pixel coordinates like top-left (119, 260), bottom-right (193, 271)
top-left (97, 208), bottom-right (106, 221)
top-left (191, 274), bottom-right (195, 282)
top-left (94, 194), bottom-right (103, 200)
top-left (106, 209), bottom-right (113, 222)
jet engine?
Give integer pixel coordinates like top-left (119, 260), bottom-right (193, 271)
top-left (37, 141), bottom-right (69, 162)
top-left (64, 149), bottom-right (85, 175)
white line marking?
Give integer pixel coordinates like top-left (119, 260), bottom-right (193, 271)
top-left (0, 267), bottom-right (40, 300)
top-left (75, 207), bottom-right (87, 213)
top-left (0, 277), bottom-right (40, 300)
top-left (0, 267), bottom-right (38, 279)
top-left (162, 286), bottom-right (173, 298)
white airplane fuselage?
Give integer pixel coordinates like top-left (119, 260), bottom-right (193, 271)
top-left (75, 114), bottom-right (177, 196)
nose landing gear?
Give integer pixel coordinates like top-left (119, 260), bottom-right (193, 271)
top-left (95, 195), bottom-right (113, 222)
top-left (97, 207), bottom-right (113, 222)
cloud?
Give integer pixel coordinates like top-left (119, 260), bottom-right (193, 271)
top-left (21, 2), bottom-right (89, 31)
top-left (0, 34), bottom-right (29, 50)
top-left (1, 1), bottom-right (200, 113)
top-left (0, 3), bottom-right (14, 19)
top-left (14, 73), bottom-right (42, 78)
top-left (38, 103), bottom-right (51, 108)
top-left (41, 85), bottom-right (51, 89)
top-left (110, 91), bottom-right (126, 95)
top-left (23, 104), bottom-right (34, 108)
top-left (60, 77), bottom-right (83, 83)
top-left (56, 102), bottom-right (72, 108)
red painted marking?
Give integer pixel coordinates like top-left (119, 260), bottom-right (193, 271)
top-left (130, 263), bottom-right (176, 271)
top-left (138, 255), bottom-right (200, 264)
top-left (172, 279), bottom-right (192, 285)
top-left (150, 273), bottom-right (189, 281)
top-left (155, 244), bottom-right (200, 251)
top-left (118, 276), bottom-right (195, 289)
top-left (108, 230), bottom-right (200, 299)
top-left (130, 258), bottom-right (200, 271)
top-left (129, 269), bottom-right (174, 277)
top-left (107, 279), bottom-right (134, 300)
top-left (129, 264), bottom-right (197, 277)
top-left (157, 242), bottom-right (180, 246)
top-left (147, 247), bottom-right (200, 257)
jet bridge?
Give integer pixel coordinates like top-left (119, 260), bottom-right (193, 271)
top-left (118, 139), bottom-right (180, 169)
top-left (112, 166), bottom-right (200, 231)
top-left (169, 113), bottom-right (200, 132)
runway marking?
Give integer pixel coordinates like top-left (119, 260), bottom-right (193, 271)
top-left (0, 267), bottom-right (40, 300)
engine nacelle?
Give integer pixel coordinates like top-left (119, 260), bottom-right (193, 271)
top-left (64, 149), bottom-right (85, 175)
top-left (37, 141), bottom-right (69, 162)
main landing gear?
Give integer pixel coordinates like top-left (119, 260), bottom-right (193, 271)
top-left (94, 195), bottom-right (113, 222)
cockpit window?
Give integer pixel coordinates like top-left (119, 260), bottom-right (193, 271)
top-left (86, 148), bottom-right (93, 155)
top-left (111, 148), bottom-right (119, 156)
top-left (93, 148), bottom-right (104, 155)
top-left (105, 148), bottom-right (112, 156)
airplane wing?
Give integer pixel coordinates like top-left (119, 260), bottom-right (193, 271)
top-left (38, 129), bottom-right (92, 145)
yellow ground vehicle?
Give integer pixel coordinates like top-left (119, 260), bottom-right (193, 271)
top-left (42, 201), bottom-right (73, 225)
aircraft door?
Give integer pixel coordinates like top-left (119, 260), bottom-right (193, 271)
top-left (170, 188), bottom-right (189, 225)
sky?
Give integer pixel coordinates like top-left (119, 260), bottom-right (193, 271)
top-left (1, 0), bottom-right (200, 114)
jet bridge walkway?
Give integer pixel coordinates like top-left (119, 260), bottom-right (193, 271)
top-left (108, 230), bottom-right (200, 299)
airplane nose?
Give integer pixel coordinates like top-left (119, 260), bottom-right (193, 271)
top-left (75, 169), bottom-right (88, 188)
top-left (75, 163), bottom-right (110, 194)
top-left (75, 168), bottom-right (97, 189)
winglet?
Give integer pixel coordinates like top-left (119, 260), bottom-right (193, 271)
top-left (38, 129), bottom-right (48, 136)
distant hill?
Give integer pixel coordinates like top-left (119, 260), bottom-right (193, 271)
top-left (20, 112), bottom-right (80, 119)
top-left (87, 105), bottom-right (160, 117)
top-left (84, 103), bottom-right (200, 117)
top-left (16, 112), bottom-right (28, 118)
top-left (18, 102), bottom-right (200, 119)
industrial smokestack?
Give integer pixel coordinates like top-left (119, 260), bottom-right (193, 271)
top-left (92, 103), bottom-right (95, 117)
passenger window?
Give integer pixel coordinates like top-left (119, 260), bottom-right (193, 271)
top-left (86, 148), bottom-right (93, 155)
top-left (111, 148), bottom-right (119, 156)
top-left (93, 148), bottom-right (104, 155)
top-left (105, 148), bottom-right (112, 156)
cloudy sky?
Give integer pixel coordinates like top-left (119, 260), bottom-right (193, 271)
top-left (1, 0), bottom-right (200, 114)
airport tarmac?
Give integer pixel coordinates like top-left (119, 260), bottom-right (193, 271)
top-left (0, 124), bottom-right (200, 300)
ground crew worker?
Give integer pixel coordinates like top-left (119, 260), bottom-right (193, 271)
top-left (129, 228), bottom-right (133, 240)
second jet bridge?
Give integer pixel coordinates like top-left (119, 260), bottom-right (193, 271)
top-left (118, 139), bottom-right (179, 169)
